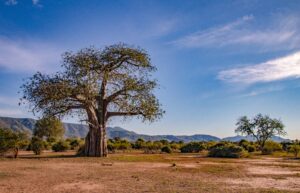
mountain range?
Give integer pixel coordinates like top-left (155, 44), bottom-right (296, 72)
top-left (0, 116), bottom-right (290, 142)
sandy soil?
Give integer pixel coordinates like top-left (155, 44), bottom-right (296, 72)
top-left (0, 151), bottom-right (299, 193)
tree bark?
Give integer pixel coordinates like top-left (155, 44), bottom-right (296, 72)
top-left (84, 125), bottom-right (107, 157)
top-left (83, 105), bottom-right (108, 157)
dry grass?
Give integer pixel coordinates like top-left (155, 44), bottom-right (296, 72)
top-left (0, 151), bottom-right (299, 193)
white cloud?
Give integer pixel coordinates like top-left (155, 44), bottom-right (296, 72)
top-left (173, 15), bottom-right (300, 51)
top-left (5, 0), bottom-right (17, 5)
top-left (0, 37), bottom-right (62, 72)
top-left (218, 51), bottom-right (300, 84)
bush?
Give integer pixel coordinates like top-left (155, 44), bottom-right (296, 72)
top-left (289, 144), bottom-right (300, 158)
top-left (52, 140), bottom-right (70, 152)
top-left (31, 136), bottom-right (44, 155)
top-left (133, 138), bottom-right (145, 149)
top-left (161, 146), bottom-right (172, 153)
top-left (208, 144), bottom-right (248, 158)
top-left (262, 141), bottom-right (282, 155)
top-left (107, 140), bottom-right (116, 153)
top-left (66, 138), bottom-right (83, 150)
top-left (180, 142), bottom-right (205, 153)
top-left (238, 140), bottom-right (256, 152)
top-left (247, 145), bottom-right (256, 152)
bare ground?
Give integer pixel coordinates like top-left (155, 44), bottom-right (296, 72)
top-left (0, 151), bottom-right (299, 193)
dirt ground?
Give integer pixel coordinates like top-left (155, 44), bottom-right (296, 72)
top-left (0, 151), bottom-right (299, 193)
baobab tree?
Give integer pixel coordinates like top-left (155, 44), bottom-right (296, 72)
top-left (21, 44), bottom-right (164, 157)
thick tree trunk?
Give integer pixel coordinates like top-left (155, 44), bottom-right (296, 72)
top-left (84, 126), bottom-right (107, 157)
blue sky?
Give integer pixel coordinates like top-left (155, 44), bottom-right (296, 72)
top-left (1, 0), bottom-right (300, 139)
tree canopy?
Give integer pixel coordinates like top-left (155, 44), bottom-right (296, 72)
top-left (33, 116), bottom-right (65, 142)
top-left (235, 114), bottom-right (285, 151)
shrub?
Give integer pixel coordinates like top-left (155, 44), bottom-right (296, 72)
top-left (161, 146), bottom-right (172, 153)
top-left (238, 140), bottom-right (256, 152)
top-left (180, 142), bottom-right (205, 153)
top-left (107, 140), bottom-right (116, 153)
top-left (133, 138), bottom-right (145, 149)
top-left (52, 140), bottom-right (70, 152)
top-left (66, 138), bottom-right (83, 150)
top-left (247, 145), bottom-right (256, 152)
top-left (208, 144), bottom-right (248, 158)
top-left (289, 144), bottom-right (300, 158)
top-left (170, 143), bottom-right (181, 151)
top-left (262, 141), bottom-right (282, 155)
top-left (76, 144), bottom-right (85, 156)
top-left (31, 136), bottom-right (44, 155)
top-left (117, 140), bottom-right (132, 151)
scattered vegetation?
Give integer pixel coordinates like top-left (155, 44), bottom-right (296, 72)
top-left (0, 128), bottom-right (29, 158)
top-left (180, 142), bottom-right (205, 153)
top-left (262, 141), bottom-right (283, 155)
top-left (52, 140), bottom-right (70, 152)
top-left (289, 143), bottom-right (300, 158)
top-left (208, 143), bottom-right (248, 158)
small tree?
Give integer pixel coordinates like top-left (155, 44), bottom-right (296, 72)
top-left (236, 114), bottom-right (285, 152)
top-left (289, 144), bottom-right (300, 158)
top-left (30, 136), bottom-right (44, 155)
top-left (33, 116), bottom-right (65, 142)
top-left (0, 128), bottom-right (29, 158)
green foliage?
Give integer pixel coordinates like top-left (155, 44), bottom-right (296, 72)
top-left (31, 136), bottom-right (44, 155)
top-left (52, 140), bottom-right (70, 152)
top-left (289, 144), bottom-right (300, 158)
top-left (238, 139), bottom-right (256, 152)
top-left (107, 138), bottom-right (132, 152)
top-left (143, 141), bottom-right (163, 153)
top-left (33, 116), bottom-right (65, 142)
top-left (66, 138), bottom-right (83, 150)
top-left (208, 143), bottom-right (248, 158)
top-left (0, 128), bottom-right (29, 158)
top-left (161, 146), bottom-right (172, 153)
top-left (262, 141), bottom-right (283, 155)
top-left (133, 138), bottom-right (146, 149)
top-left (236, 114), bottom-right (285, 152)
top-left (180, 142), bottom-right (205, 153)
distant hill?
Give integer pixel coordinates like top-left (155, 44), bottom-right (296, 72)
top-left (222, 135), bottom-right (290, 142)
top-left (0, 116), bottom-right (290, 142)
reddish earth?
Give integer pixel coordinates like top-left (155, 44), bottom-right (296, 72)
top-left (0, 151), bottom-right (299, 193)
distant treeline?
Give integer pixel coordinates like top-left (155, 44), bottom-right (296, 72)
top-left (1, 127), bottom-right (299, 159)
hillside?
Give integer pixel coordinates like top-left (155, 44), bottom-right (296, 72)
top-left (0, 117), bottom-right (289, 142)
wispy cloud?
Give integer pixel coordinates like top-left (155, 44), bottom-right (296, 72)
top-left (218, 51), bottom-right (300, 84)
top-left (172, 15), bottom-right (300, 51)
top-left (0, 109), bottom-right (23, 117)
top-left (4, 0), bottom-right (41, 6)
top-left (240, 86), bottom-right (284, 97)
top-left (5, 0), bottom-right (17, 5)
top-left (32, 0), bottom-right (39, 5)
top-left (0, 36), bottom-right (62, 72)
